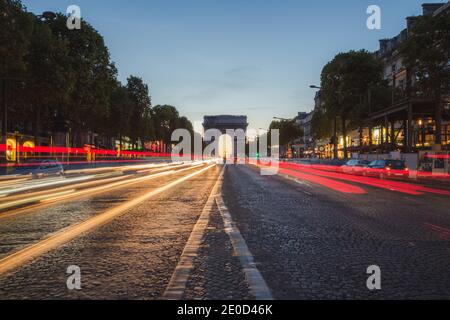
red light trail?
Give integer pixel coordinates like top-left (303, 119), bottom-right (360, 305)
top-left (278, 162), bottom-right (450, 196)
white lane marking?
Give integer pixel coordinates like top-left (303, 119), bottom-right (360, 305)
top-left (0, 164), bottom-right (216, 276)
top-left (163, 166), bottom-right (225, 300)
top-left (215, 194), bottom-right (273, 300)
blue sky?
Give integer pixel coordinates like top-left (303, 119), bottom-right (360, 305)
top-left (22, 0), bottom-right (438, 130)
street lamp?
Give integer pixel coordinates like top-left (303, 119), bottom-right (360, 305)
top-left (309, 84), bottom-right (340, 159)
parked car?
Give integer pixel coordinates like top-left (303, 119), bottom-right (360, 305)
top-left (364, 159), bottom-right (409, 178)
top-left (328, 158), bottom-right (346, 167)
top-left (30, 160), bottom-right (65, 179)
top-left (341, 159), bottom-right (370, 175)
top-left (10, 159), bottom-right (41, 176)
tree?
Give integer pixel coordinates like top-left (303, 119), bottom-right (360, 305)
top-left (401, 11), bottom-right (450, 146)
top-left (152, 105), bottom-right (179, 144)
top-left (0, 2), bottom-right (195, 154)
top-left (0, 0), bottom-right (33, 77)
top-left (269, 119), bottom-right (302, 148)
top-left (319, 50), bottom-right (385, 158)
top-left (24, 16), bottom-right (71, 143)
top-left (126, 76), bottom-right (152, 148)
top-left (0, 0), bottom-right (33, 138)
top-left (153, 105), bottom-right (194, 152)
top-left (108, 82), bottom-right (132, 149)
top-left (47, 14), bottom-right (117, 145)
top-left (177, 116), bottom-right (194, 133)
top-left (311, 109), bottom-right (333, 141)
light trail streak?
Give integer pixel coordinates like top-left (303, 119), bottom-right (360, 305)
top-left (0, 177), bottom-right (29, 187)
top-left (0, 190), bottom-right (76, 211)
top-left (63, 161), bottom-right (178, 175)
top-left (0, 162), bottom-right (189, 202)
top-left (280, 162), bottom-right (450, 196)
top-left (0, 174), bottom-right (127, 209)
top-left (0, 163), bottom-right (216, 276)
top-left (278, 167), bottom-right (367, 194)
top-left (424, 223), bottom-right (450, 240)
top-left (252, 162), bottom-right (366, 194)
top-left (0, 162), bottom-right (208, 218)
top-left (0, 175), bottom-right (94, 197)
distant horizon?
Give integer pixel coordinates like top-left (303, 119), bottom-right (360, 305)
top-left (23, 0), bottom-right (435, 130)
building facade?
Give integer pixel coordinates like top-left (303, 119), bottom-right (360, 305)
top-left (363, 2), bottom-right (450, 155)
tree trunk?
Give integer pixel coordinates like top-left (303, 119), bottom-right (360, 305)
top-left (1, 80), bottom-right (7, 141)
top-left (435, 93), bottom-right (442, 147)
top-left (342, 115), bottom-right (347, 159)
top-left (390, 122), bottom-right (396, 150)
top-left (359, 125), bottom-right (363, 152)
top-left (333, 116), bottom-right (338, 159)
top-left (33, 103), bottom-right (40, 146)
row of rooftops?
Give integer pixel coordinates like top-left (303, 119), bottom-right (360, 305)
top-left (375, 2), bottom-right (449, 59)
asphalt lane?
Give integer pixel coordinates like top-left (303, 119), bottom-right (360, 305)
top-left (222, 164), bottom-right (450, 299)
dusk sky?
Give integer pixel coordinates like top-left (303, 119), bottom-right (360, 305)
top-left (23, 0), bottom-right (437, 130)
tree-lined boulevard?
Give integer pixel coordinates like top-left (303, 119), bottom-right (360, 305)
top-left (1, 0), bottom-right (193, 152)
top-left (0, 0), bottom-right (449, 304)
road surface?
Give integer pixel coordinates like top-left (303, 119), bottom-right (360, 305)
top-left (0, 162), bottom-right (449, 299)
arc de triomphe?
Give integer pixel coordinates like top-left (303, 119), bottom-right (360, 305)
top-left (202, 115), bottom-right (248, 159)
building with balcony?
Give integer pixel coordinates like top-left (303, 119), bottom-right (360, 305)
top-left (361, 2), bottom-right (450, 155)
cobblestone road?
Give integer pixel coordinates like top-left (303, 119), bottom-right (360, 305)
top-left (222, 164), bottom-right (450, 299)
top-left (0, 164), bottom-right (225, 299)
top-left (0, 163), bottom-right (449, 299)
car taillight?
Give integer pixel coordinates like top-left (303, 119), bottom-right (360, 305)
top-left (385, 167), bottom-right (391, 171)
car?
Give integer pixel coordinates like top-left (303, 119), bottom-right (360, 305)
top-left (341, 159), bottom-right (370, 174)
top-left (30, 160), bottom-right (65, 179)
top-left (364, 159), bottom-right (409, 178)
top-left (328, 158), bottom-right (346, 167)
